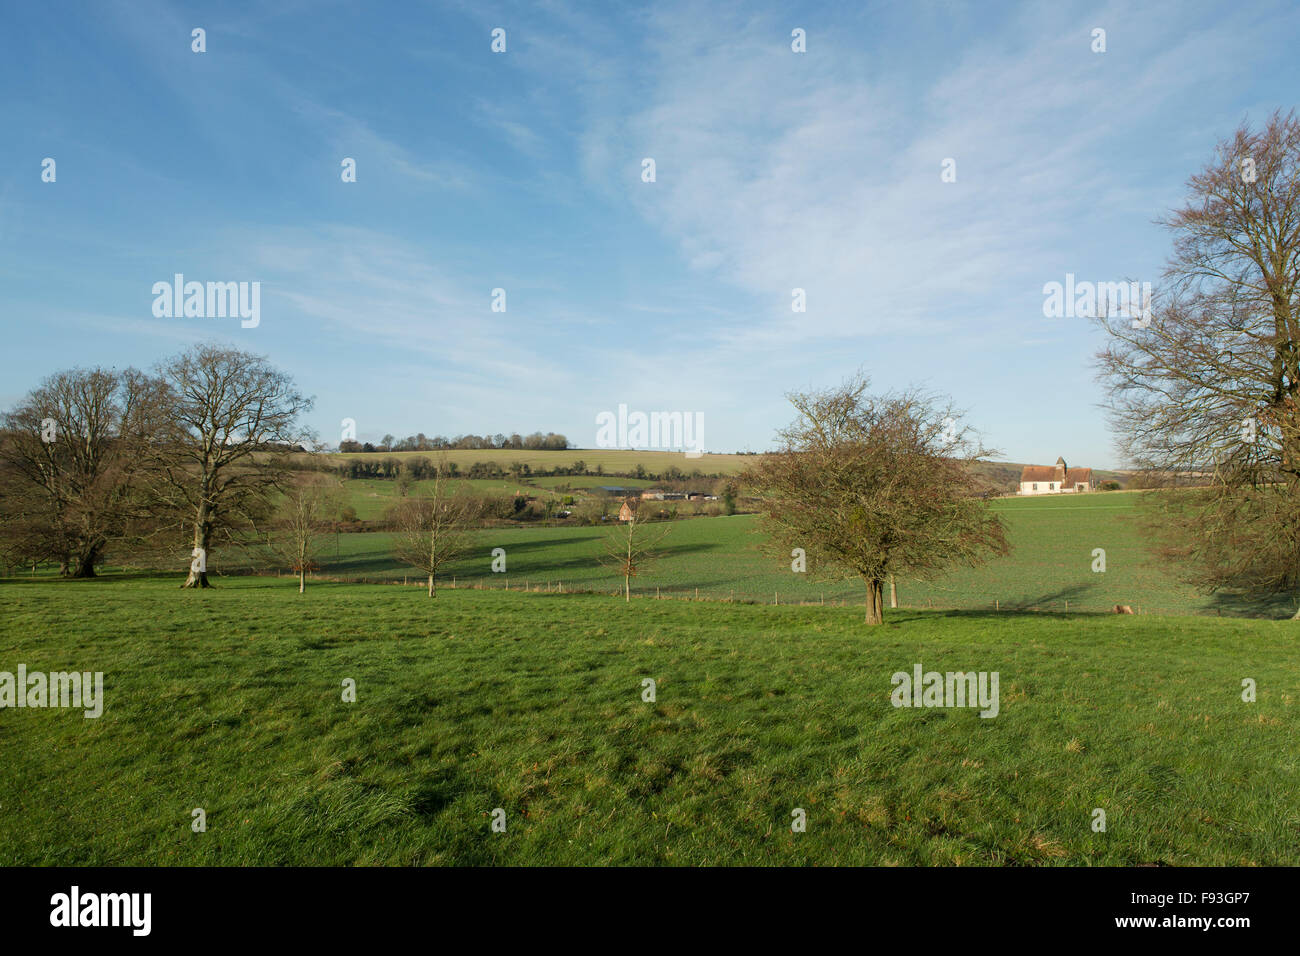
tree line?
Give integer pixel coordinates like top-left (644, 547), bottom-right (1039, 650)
top-left (325, 455), bottom-right (721, 482)
top-left (0, 344), bottom-right (311, 587)
top-left (341, 431), bottom-right (569, 453)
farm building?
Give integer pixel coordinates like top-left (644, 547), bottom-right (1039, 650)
top-left (617, 498), bottom-right (637, 521)
top-left (1019, 457), bottom-right (1093, 495)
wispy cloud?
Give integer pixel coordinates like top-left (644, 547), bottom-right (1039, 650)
top-left (538, 0), bottom-right (1279, 350)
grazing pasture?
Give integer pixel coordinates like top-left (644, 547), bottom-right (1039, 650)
top-left (304, 492), bottom-right (1276, 616)
top-left (1, 579), bottom-right (1295, 865)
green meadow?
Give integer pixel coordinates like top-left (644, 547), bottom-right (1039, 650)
top-left (306, 492), bottom-right (1276, 617)
top-left (0, 578), bottom-right (1295, 865)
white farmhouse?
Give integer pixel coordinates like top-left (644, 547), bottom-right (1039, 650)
top-left (1019, 456), bottom-right (1093, 495)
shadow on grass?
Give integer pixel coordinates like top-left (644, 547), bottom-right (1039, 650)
top-left (997, 583), bottom-right (1098, 612)
top-left (0, 569), bottom-right (183, 585)
top-left (472, 534), bottom-right (604, 550)
top-left (443, 540), bottom-right (721, 577)
top-left (1201, 589), bottom-right (1298, 619)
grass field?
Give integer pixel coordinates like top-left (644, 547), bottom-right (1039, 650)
top-left (1, 578), bottom-right (1295, 865)
top-left (298, 492), bottom-right (1285, 617)
top-left (336, 477), bottom-right (550, 521)
top-left (333, 475), bottom-right (684, 521)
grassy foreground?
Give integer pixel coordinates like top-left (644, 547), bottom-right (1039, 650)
top-left (1, 577), bottom-right (1297, 865)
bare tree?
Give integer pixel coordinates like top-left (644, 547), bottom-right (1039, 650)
top-left (390, 461), bottom-right (474, 597)
top-left (144, 345), bottom-right (313, 588)
top-left (1095, 111), bottom-right (1300, 612)
top-left (744, 375), bottom-right (1009, 625)
top-left (0, 367), bottom-right (166, 576)
top-left (599, 501), bottom-right (670, 601)
top-left (263, 474), bottom-right (344, 593)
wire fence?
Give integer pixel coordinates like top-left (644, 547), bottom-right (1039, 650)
top-left (290, 571), bottom-right (1243, 617)
top-left (5, 562), bottom-right (1267, 617)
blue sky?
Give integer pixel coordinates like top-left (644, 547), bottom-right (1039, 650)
top-left (2, 0), bottom-right (1296, 468)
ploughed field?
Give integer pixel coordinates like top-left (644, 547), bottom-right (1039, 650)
top-left (1, 578), bottom-right (1296, 865)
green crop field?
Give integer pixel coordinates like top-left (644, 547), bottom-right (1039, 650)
top-left (1, 578), bottom-right (1295, 865)
top-left (336, 478), bottom-right (550, 521)
top-left (299, 492), bottom-right (1286, 617)
top-left (329, 472), bottom-right (706, 521)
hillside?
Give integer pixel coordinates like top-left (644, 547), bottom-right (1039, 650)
top-left (315, 448), bottom-right (1129, 492)
top-left (188, 492), bottom-right (1283, 618)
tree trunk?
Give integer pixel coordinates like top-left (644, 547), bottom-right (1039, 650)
top-left (298, 569), bottom-right (305, 594)
top-left (428, 573), bottom-right (435, 598)
top-left (888, 574), bottom-right (897, 609)
top-left (182, 500), bottom-right (213, 588)
top-left (625, 575), bottom-right (630, 602)
top-left (865, 577), bottom-right (884, 625)
top-left (70, 545), bottom-right (100, 579)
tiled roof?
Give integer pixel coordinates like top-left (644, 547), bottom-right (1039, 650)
top-left (1020, 466), bottom-right (1058, 482)
top-left (1020, 461), bottom-right (1094, 485)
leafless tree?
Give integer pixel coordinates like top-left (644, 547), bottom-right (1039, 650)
top-left (0, 367), bottom-right (166, 576)
top-left (599, 501), bottom-right (670, 601)
top-left (1095, 111), bottom-right (1300, 612)
top-left (263, 474), bottom-right (344, 593)
top-left (744, 375), bottom-right (1008, 625)
top-left (143, 344), bottom-right (313, 588)
top-left (390, 461), bottom-right (474, 597)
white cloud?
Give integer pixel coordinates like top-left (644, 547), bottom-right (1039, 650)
top-left (557, 0), bottom-right (1265, 350)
